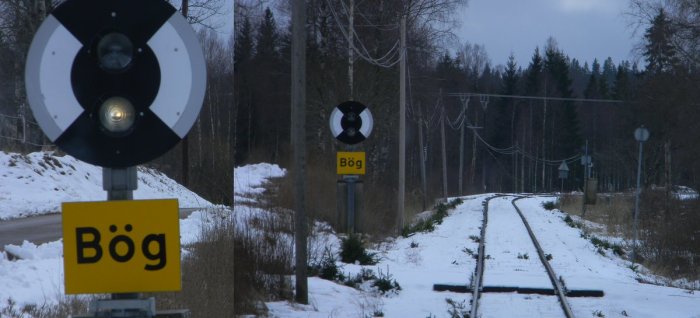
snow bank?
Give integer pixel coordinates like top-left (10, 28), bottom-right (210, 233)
top-left (0, 151), bottom-right (212, 220)
top-left (0, 161), bottom-right (284, 309)
top-left (233, 163), bottom-right (285, 202)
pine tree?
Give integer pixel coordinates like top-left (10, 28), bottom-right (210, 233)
top-left (612, 65), bottom-right (630, 100)
top-left (644, 9), bottom-right (679, 73)
top-left (233, 16), bottom-right (255, 163)
top-left (584, 59), bottom-right (601, 98)
top-left (544, 43), bottom-right (581, 157)
top-left (255, 8), bottom-right (279, 62)
top-left (234, 17), bottom-right (254, 66)
top-left (525, 47), bottom-right (543, 95)
top-left (491, 54), bottom-right (518, 148)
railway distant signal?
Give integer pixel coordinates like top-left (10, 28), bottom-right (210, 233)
top-left (330, 101), bottom-right (373, 145)
top-left (25, 0), bottom-right (206, 168)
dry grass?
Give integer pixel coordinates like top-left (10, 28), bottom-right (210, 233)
top-left (269, 159), bottom-right (411, 240)
top-left (560, 191), bottom-right (700, 281)
top-left (150, 207), bottom-right (293, 317)
top-left (4, 206), bottom-right (293, 318)
top-left (559, 194), bottom-right (634, 237)
top-left (0, 296), bottom-right (90, 318)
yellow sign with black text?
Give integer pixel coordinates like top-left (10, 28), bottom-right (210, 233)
top-left (337, 152), bottom-right (366, 175)
top-left (62, 199), bottom-right (180, 294)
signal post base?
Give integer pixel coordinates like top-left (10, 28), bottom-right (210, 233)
top-left (70, 298), bottom-right (190, 318)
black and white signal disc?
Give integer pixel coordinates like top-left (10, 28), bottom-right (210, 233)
top-left (25, 0), bottom-right (206, 168)
top-left (329, 101), bottom-right (373, 145)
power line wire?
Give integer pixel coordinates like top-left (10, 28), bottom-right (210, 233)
top-left (326, 0), bottom-right (402, 68)
top-left (448, 92), bottom-right (628, 104)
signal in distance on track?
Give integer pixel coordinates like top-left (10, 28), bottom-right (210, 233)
top-left (329, 101), bottom-right (373, 145)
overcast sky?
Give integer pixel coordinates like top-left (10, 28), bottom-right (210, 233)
top-left (226, 1), bottom-right (640, 69)
top-left (458, 0), bottom-right (640, 69)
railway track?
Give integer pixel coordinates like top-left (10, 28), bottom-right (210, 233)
top-left (470, 196), bottom-right (574, 318)
top-left (472, 195), bottom-right (574, 318)
top-left (432, 195), bottom-right (603, 316)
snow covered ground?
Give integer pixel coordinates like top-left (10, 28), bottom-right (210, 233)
top-left (0, 152), bottom-right (285, 311)
top-left (0, 151), bottom-right (212, 220)
top-left (2, 152), bottom-right (700, 317)
top-left (268, 195), bottom-right (700, 318)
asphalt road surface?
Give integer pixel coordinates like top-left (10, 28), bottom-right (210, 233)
top-left (0, 208), bottom-right (202, 250)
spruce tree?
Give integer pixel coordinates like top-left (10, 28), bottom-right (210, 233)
top-left (644, 9), bottom-right (679, 73)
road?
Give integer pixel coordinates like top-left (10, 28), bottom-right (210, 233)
top-left (0, 208), bottom-right (202, 250)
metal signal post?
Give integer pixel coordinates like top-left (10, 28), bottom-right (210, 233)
top-left (26, 0), bottom-right (206, 316)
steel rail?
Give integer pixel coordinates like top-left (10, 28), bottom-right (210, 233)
top-left (512, 197), bottom-right (575, 318)
top-left (470, 195), bottom-right (575, 318)
top-left (470, 195), bottom-right (502, 318)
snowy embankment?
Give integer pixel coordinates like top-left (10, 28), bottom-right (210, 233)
top-left (267, 195), bottom-right (491, 317)
top-left (268, 195), bottom-right (700, 318)
top-left (0, 152), bottom-right (285, 310)
top-left (0, 151), bottom-right (211, 220)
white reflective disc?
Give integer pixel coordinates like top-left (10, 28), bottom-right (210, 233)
top-left (26, 15), bottom-right (84, 141)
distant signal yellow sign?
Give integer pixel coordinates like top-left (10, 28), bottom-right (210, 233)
top-left (62, 199), bottom-right (180, 294)
top-left (337, 152), bottom-right (365, 175)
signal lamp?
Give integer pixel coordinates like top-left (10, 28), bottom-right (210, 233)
top-left (99, 97), bottom-right (135, 134)
top-left (97, 32), bottom-right (133, 72)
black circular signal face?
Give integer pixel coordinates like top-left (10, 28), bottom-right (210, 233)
top-left (329, 101), bottom-right (374, 145)
top-left (25, 0), bottom-right (207, 168)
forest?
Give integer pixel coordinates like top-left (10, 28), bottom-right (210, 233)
top-left (233, 0), bottom-right (700, 234)
top-left (1, 0), bottom-right (700, 234)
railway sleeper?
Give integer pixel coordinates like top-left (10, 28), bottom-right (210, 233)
top-left (433, 284), bottom-right (604, 297)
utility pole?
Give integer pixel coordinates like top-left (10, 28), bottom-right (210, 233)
top-left (581, 140), bottom-right (589, 217)
top-left (440, 92), bottom-right (448, 201)
top-left (348, 0), bottom-right (354, 100)
top-left (479, 96), bottom-right (489, 192)
top-left (541, 81), bottom-right (547, 193)
top-left (417, 102), bottom-right (427, 211)
top-left (458, 97), bottom-right (468, 195)
top-left (521, 138), bottom-right (525, 192)
top-left (230, 7), bottom-right (238, 313)
top-left (514, 141), bottom-right (518, 193)
top-left (469, 105), bottom-right (478, 187)
top-left (397, 15), bottom-right (406, 233)
top-left (291, 0), bottom-right (308, 304)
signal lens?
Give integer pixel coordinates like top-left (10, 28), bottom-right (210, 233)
top-left (99, 97), bottom-right (135, 134)
top-left (97, 32), bottom-right (133, 72)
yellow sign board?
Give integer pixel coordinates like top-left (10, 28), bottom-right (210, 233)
top-left (62, 199), bottom-right (180, 294)
top-left (337, 152), bottom-right (366, 175)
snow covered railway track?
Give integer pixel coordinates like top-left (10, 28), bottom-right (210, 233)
top-left (474, 195), bottom-right (574, 318)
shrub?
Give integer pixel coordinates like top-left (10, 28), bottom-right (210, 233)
top-left (563, 215), bottom-right (582, 229)
top-left (588, 235), bottom-right (625, 257)
top-left (445, 298), bottom-right (469, 318)
top-left (462, 247), bottom-right (475, 257)
top-left (402, 199), bottom-right (463, 237)
top-left (343, 268), bottom-right (377, 289)
top-left (340, 234), bottom-right (377, 265)
top-left (309, 250), bottom-right (345, 282)
top-left (542, 201), bottom-right (557, 210)
top-left (612, 245), bottom-right (625, 256)
top-left (372, 267), bottom-right (401, 295)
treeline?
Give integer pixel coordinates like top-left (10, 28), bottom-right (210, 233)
top-left (234, 0), bottom-right (700, 232)
top-left (2, 0), bottom-right (700, 226)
